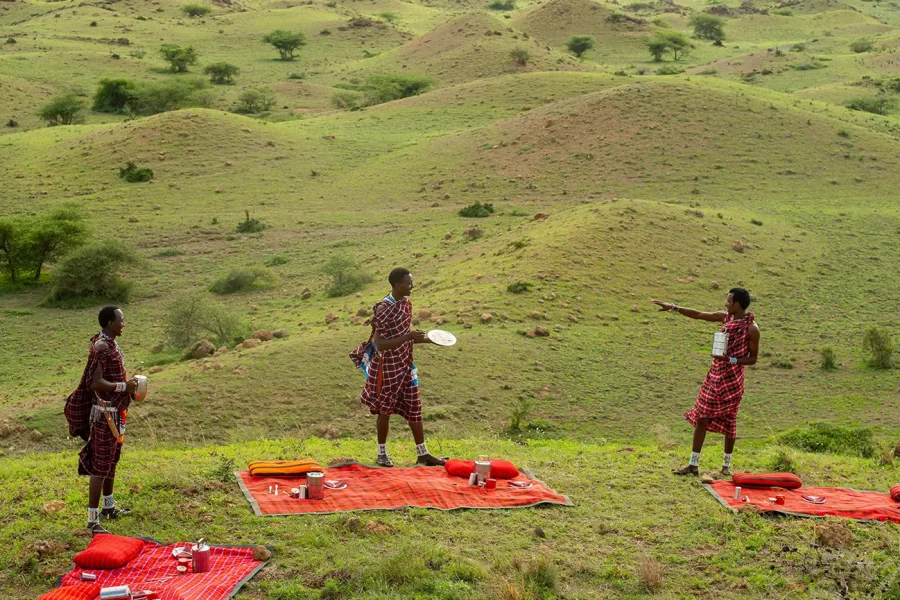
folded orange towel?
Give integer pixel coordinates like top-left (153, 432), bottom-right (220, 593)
top-left (248, 459), bottom-right (324, 476)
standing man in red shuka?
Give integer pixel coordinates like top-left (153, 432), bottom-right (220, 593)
top-left (653, 288), bottom-right (760, 476)
top-left (351, 268), bottom-right (445, 468)
top-left (65, 306), bottom-right (138, 535)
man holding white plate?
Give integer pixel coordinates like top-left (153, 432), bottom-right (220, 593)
top-left (351, 268), bottom-right (453, 467)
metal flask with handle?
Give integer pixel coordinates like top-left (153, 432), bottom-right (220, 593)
top-left (134, 375), bottom-right (148, 401)
top-left (191, 540), bottom-right (211, 573)
top-left (307, 472), bottom-right (325, 500)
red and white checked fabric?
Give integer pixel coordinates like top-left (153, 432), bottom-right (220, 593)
top-left (59, 539), bottom-right (267, 600)
top-left (356, 296), bottom-right (422, 422)
top-left (236, 464), bottom-right (573, 516)
top-left (705, 481), bottom-right (900, 524)
top-left (685, 313), bottom-right (755, 438)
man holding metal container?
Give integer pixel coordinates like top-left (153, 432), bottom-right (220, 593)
top-left (351, 268), bottom-right (445, 468)
top-left (65, 306), bottom-right (139, 535)
top-left (652, 288), bottom-right (760, 477)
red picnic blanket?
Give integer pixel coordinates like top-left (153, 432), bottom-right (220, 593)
top-left (235, 463), bottom-right (573, 516)
top-left (58, 538), bottom-right (268, 600)
top-left (704, 481), bottom-right (900, 524)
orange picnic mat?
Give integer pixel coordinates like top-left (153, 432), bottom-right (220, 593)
top-left (235, 463), bottom-right (573, 516)
top-left (704, 481), bottom-right (900, 524)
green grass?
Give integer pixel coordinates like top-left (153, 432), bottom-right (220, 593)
top-left (2, 0), bottom-right (900, 597)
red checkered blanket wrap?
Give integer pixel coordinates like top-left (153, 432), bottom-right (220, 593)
top-left (685, 313), bottom-right (755, 439)
top-left (65, 332), bottom-right (132, 479)
top-left (351, 295), bottom-right (422, 422)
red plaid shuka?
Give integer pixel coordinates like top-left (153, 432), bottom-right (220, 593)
top-left (351, 295), bottom-right (422, 422)
top-left (685, 313), bottom-right (755, 438)
top-left (65, 332), bottom-right (131, 479)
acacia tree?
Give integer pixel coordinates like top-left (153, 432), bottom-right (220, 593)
top-left (566, 35), bottom-right (596, 58)
top-left (647, 35), bottom-right (669, 61)
top-left (690, 14), bottom-right (725, 45)
top-left (38, 93), bottom-right (86, 126)
top-left (204, 62), bottom-right (239, 84)
top-left (160, 44), bottom-right (199, 72)
top-left (262, 30), bottom-right (306, 60)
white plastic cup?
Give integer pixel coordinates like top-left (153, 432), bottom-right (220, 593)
top-left (734, 486), bottom-right (742, 500)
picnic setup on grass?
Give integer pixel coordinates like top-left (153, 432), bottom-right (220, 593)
top-left (37, 279), bottom-right (900, 600)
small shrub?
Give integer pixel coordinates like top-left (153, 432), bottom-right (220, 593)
top-left (771, 357), bottom-right (793, 369)
top-left (155, 248), bottom-right (183, 257)
top-left (331, 90), bottom-right (361, 110)
top-left (90, 20), bottom-right (97, 26)
top-left (159, 44), bottom-right (199, 73)
top-left (38, 93), bottom-right (86, 126)
top-left (791, 42), bottom-right (806, 52)
top-left (862, 326), bottom-right (894, 368)
top-left (93, 78), bottom-right (135, 112)
top-left (837, 129), bottom-right (850, 138)
top-left (768, 448), bottom-right (794, 472)
top-left (129, 48), bottom-right (146, 59)
top-left (698, 68), bottom-right (718, 75)
top-left (182, 3), bottom-right (211, 16)
top-left (209, 267), bottom-right (276, 294)
top-left (236, 210), bottom-right (266, 234)
top-left (236, 87), bottom-right (276, 113)
top-left (458, 202), bottom-right (495, 218)
top-left (780, 422), bottom-right (877, 458)
top-left (523, 556), bottom-right (557, 597)
top-left (566, 35), bottom-right (595, 57)
top-left (377, 11), bottom-right (397, 21)
top-left (45, 241), bottom-right (139, 305)
top-left (750, 218), bottom-right (763, 226)
top-left (637, 559), bottom-right (663, 592)
top-left (322, 255), bottom-right (372, 297)
top-left (771, 7), bottom-right (793, 15)
top-left (126, 78), bottom-right (207, 115)
top-left (263, 30), bottom-right (306, 60)
top-left (209, 455), bottom-right (236, 483)
top-left (507, 281), bottom-right (532, 294)
top-left (652, 17), bottom-right (670, 28)
top-left (789, 62), bottom-right (826, 71)
top-left (463, 226), bottom-right (483, 240)
top-left (845, 96), bottom-right (895, 115)
top-left (657, 64), bottom-right (684, 75)
top-left (287, 72), bottom-right (306, 80)
top-left (6, 37), bottom-right (17, 44)
top-left (510, 48), bottom-right (530, 66)
top-left (487, 0), bottom-right (516, 8)
top-left (265, 255), bottom-right (290, 267)
top-left (165, 292), bottom-right (248, 347)
top-left (819, 345), bottom-right (837, 370)
top-left (320, 29), bottom-right (331, 35)
top-left (364, 74), bottom-right (434, 105)
top-left (119, 161), bottom-right (153, 183)
top-left (508, 397), bottom-right (531, 431)
top-left (190, 88), bottom-right (218, 109)
top-left (204, 62), bottom-right (239, 84)
top-left (850, 38), bottom-right (874, 53)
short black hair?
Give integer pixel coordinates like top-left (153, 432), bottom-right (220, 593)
top-left (389, 267), bottom-right (410, 287)
top-left (728, 288), bottom-right (751, 310)
top-left (98, 306), bottom-right (120, 328)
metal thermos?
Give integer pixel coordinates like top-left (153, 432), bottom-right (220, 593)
top-left (712, 331), bottom-right (729, 357)
top-left (474, 461), bottom-right (491, 484)
top-left (134, 375), bottom-right (148, 401)
top-left (191, 543), bottom-right (211, 573)
top-left (100, 586), bottom-right (132, 599)
top-left (307, 472), bottom-right (325, 500)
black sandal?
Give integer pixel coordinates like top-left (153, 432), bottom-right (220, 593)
top-left (375, 455), bottom-right (394, 468)
top-left (88, 522), bottom-right (110, 535)
top-left (101, 505), bottom-right (132, 520)
top-left (416, 454), bottom-right (447, 467)
top-left (672, 465), bottom-right (699, 476)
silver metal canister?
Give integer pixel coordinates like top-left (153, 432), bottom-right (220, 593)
top-left (80, 573), bottom-right (97, 582)
top-left (307, 472), bottom-right (325, 500)
top-left (734, 486), bottom-right (742, 500)
top-left (474, 461), bottom-right (491, 484)
top-left (134, 375), bottom-right (148, 401)
top-left (100, 586), bottom-right (132, 599)
top-left (191, 543), bottom-right (211, 573)
top-left (712, 331), bottom-right (729, 357)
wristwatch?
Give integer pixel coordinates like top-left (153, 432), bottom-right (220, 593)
top-left (729, 357), bottom-right (738, 364)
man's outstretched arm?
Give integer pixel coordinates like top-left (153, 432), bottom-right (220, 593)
top-left (651, 300), bottom-right (726, 322)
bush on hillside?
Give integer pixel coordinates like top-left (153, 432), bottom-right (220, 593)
top-left (6, 37), bottom-right (16, 44)
top-left (93, 79), bottom-right (136, 112)
top-left (377, 11), bottom-right (398, 21)
top-left (689, 13), bottom-right (725, 44)
top-left (510, 48), bottom-right (530, 66)
top-left (182, 3), bottom-right (211, 16)
top-left (507, 281), bottom-right (532, 294)
top-left (322, 255), bottom-right (372, 297)
top-left (818, 345), bottom-right (837, 370)
top-left (190, 88), bottom-right (218, 109)
top-left (0, 208), bottom-right (87, 282)
top-left (159, 44), bottom-right (199, 72)
top-left (45, 240), bottom-right (140, 305)
top-left (204, 62), bottom-right (239, 84)
top-left (236, 87), bottom-right (276, 113)
top-left (126, 78), bottom-right (208, 115)
top-left (862, 326), bottom-right (894, 368)
top-left (770, 7), bottom-right (793, 15)
top-left (263, 30), bottom-right (306, 60)
top-left (566, 35), bottom-right (596, 58)
top-left (487, 0), bottom-right (516, 9)
top-left (789, 62), bottom-right (826, 71)
top-left (364, 74), bottom-right (434, 105)
top-left (209, 267), bottom-right (277, 294)
top-left (850, 38), bottom-right (874, 53)
top-left (656, 64), bottom-right (684, 75)
top-left (331, 90), bottom-right (362, 110)
top-left (236, 210), bottom-right (266, 233)
top-left (779, 422), bottom-right (877, 458)
top-left (165, 292), bottom-right (248, 348)
top-left (119, 161), bottom-right (154, 182)
top-left (38, 93), bottom-right (86, 126)
top-left (458, 202), bottom-right (495, 218)
top-left (845, 96), bottom-right (895, 115)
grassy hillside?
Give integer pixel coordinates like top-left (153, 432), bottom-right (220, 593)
top-left (2, 0), bottom-right (900, 596)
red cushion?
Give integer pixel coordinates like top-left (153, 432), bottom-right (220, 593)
top-left (73, 534), bottom-right (144, 569)
top-left (37, 583), bottom-right (100, 600)
top-left (732, 472), bottom-right (803, 490)
top-left (891, 484), bottom-right (900, 502)
top-left (444, 459), bottom-right (519, 480)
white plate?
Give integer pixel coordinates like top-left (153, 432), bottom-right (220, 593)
top-left (172, 547), bottom-right (191, 558)
top-left (427, 330), bottom-right (457, 347)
